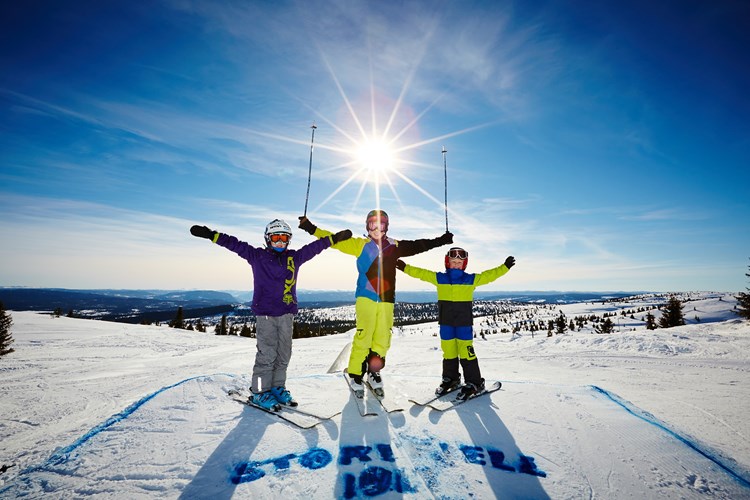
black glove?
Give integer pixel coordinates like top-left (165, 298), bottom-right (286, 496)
top-left (331, 229), bottom-right (352, 244)
top-left (190, 225), bottom-right (218, 241)
top-left (438, 232), bottom-right (454, 245)
top-left (504, 256), bottom-right (516, 269)
top-left (298, 216), bottom-right (317, 235)
top-left (396, 259), bottom-right (406, 271)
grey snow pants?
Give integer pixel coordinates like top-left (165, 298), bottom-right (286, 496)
top-left (252, 313), bottom-right (294, 393)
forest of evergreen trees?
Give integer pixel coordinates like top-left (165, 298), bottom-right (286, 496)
top-left (157, 294), bottom-right (720, 339)
top-left (737, 259), bottom-right (750, 320)
top-left (0, 301), bottom-right (14, 357)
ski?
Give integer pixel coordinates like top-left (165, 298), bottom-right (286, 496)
top-left (408, 385), bottom-right (461, 407)
top-left (228, 390), bottom-right (330, 429)
top-left (365, 380), bottom-right (405, 413)
top-left (284, 404), bottom-right (342, 420)
top-left (229, 389), bottom-right (341, 420)
top-left (415, 381), bottom-right (502, 412)
top-left (342, 370), bottom-right (379, 417)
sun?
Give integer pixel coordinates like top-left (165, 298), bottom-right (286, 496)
top-left (296, 63), bottom-right (495, 213)
top-left (353, 138), bottom-right (396, 175)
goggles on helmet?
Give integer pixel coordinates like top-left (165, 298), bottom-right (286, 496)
top-left (268, 233), bottom-right (290, 243)
top-left (447, 248), bottom-right (468, 259)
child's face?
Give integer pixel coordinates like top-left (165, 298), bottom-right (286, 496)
top-left (367, 218), bottom-right (387, 240)
top-left (268, 232), bottom-right (290, 250)
top-left (447, 257), bottom-right (465, 269)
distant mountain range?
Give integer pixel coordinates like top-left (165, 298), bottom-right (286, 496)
top-left (0, 287), bottom-right (643, 323)
top-left (297, 290), bottom-right (644, 304)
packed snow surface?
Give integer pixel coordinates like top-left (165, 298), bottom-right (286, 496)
top-left (1, 293), bottom-right (749, 498)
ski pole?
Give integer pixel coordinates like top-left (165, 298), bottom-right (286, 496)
top-left (442, 145), bottom-right (448, 232)
top-left (303, 123), bottom-right (317, 217)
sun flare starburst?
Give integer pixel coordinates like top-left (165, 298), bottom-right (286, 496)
top-left (354, 138), bottom-right (396, 176)
top-left (276, 51), bottom-right (497, 216)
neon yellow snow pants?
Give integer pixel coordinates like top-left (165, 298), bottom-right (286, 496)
top-left (347, 297), bottom-right (394, 376)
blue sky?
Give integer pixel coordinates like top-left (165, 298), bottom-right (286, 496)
top-left (1, 0), bottom-right (748, 293)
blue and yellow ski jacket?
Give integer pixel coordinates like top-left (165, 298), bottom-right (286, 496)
top-left (401, 264), bottom-right (511, 326)
top-left (313, 227), bottom-right (449, 303)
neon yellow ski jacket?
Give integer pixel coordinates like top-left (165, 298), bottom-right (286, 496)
top-left (401, 264), bottom-right (511, 326)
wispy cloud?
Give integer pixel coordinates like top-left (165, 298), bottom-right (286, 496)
top-left (0, 194), bottom-right (212, 288)
top-left (620, 207), bottom-right (712, 222)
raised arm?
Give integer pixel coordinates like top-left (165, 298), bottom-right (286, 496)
top-left (397, 231), bottom-right (453, 258)
top-left (474, 256), bottom-right (515, 287)
top-left (396, 259), bottom-right (439, 286)
top-left (298, 216), bottom-right (364, 256)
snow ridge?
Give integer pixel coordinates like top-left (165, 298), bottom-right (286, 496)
top-left (591, 385), bottom-right (750, 488)
top-left (33, 373), bottom-right (234, 471)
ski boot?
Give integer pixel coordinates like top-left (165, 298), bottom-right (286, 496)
top-left (270, 386), bottom-right (298, 407)
top-left (251, 391), bottom-right (281, 411)
top-left (368, 371), bottom-right (384, 398)
top-left (456, 379), bottom-right (485, 402)
top-left (349, 373), bottom-right (365, 399)
top-left (435, 377), bottom-right (461, 396)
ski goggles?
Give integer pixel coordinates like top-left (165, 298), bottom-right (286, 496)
top-left (367, 220), bottom-right (387, 232)
top-left (268, 233), bottom-right (291, 243)
top-left (447, 248), bottom-right (468, 259)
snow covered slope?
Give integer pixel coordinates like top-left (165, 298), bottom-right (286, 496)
top-left (1, 294), bottom-right (748, 498)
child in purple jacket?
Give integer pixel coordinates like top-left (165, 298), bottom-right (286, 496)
top-left (190, 219), bottom-right (351, 410)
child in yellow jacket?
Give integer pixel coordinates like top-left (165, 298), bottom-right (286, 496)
top-left (397, 247), bottom-right (515, 400)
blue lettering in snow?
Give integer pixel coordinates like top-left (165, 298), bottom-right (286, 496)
top-left (230, 442), bottom-right (545, 492)
top-left (338, 444), bottom-right (396, 465)
top-left (343, 466), bottom-right (416, 498)
top-left (339, 445), bottom-right (372, 465)
top-left (460, 445), bottom-right (487, 465)
top-left (459, 445), bottom-right (546, 477)
top-left (340, 444), bottom-right (415, 498)
top-left (518, 454), bottom-right (546, 477)
top-left (231, 447), bottom-right (332, 484)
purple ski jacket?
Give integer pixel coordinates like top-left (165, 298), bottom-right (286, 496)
top-left (216, 233), bottom-right (332, 317)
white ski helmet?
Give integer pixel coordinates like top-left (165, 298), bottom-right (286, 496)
top-left (264, 219), bottom-right (292, 247)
